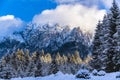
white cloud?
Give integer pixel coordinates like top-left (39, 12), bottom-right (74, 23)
top-left (0, 15), bottom-right (14, 21)
top-left (0, 15), bottom-right (24, 37)
top-left (32, 4), bottom-right (106, 33)
top-left (53, 0), bottom-right (120, 8)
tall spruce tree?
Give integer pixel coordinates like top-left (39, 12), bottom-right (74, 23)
top-left (113, 10), bottom-right (120, 71)
top-left (49, 59), bottom-right (58, 75)
top-left (92, 0), bottom-right (120, 72)
top-left (91, 21), bottom-right (105, 70)
top-left (105, 0), bottom-right (120, 72)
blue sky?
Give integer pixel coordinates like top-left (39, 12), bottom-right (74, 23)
top-left (0, 0), bottom-right (57, 21)
top-left (0, 0), bottom-right (119, 37)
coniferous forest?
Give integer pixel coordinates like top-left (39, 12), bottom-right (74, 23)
top-left (0, 0), bottom-right (120, 79)
top-left (0, 49), bottom-right (92, 79)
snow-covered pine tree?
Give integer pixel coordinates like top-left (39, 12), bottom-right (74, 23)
top-left (113, 10), bottom-right (120, 71)
top-left (24, 49), bottom-right (32, 77)
top-left (92, 0), bottom-right (120, 72)
top-left (49, 59), bottom-right (58, 75)
top-left (58, 54), bottom-right (68, 74)
top-left (34, 62), bottom-right (42, 77)
top-left (91, 21), bottom-right (105, 70)
top-left (33, 51), bottom-right (42, 77)
top-left (0, 55), bottom-right (16, 79)
top-left (105, 0), bottom-right (120, 72)
top-left (28, 52), bottom-right (37, 77)
top-left (41, 52), bottom-right (52, 76)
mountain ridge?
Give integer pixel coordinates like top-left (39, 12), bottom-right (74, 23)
top-left (0, 23), bottom-right (92, 58)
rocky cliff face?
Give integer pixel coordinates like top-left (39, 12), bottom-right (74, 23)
top-left (0, 23), bottom-right (92, 58)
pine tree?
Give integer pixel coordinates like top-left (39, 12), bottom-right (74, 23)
top-left (0, 55), bottom-right (16, 79)
top-left (24, 49), bottom-right (31, 77)
top-left (58, 54), bottom-right (68, 74)
top-left (84, 55), bottom-right (92, 64)
top-left (62, 54), bottom-right (68, 64)
top-left (34, 62), bottom-right (42, 77)
top-left (71, 54), bottom-right (76, 64)
top-left (49, 59), bottom-right (58, 74)
top-left (92, 0), bottom-right (120, 72)
top-left (25, 49), bottom-right (30, 62)
top-left (45, 53), bottom-right (52, 63)
top-left (40, 49), bottom-right (45, 63)
top-left (105, 0), bottom-right (120, 72)
top-left (91, 21), bottom-right (104, 70)
top-left (113, 11), bottom-right (120, 71)
top-left (16, 49), bottom-right (25, 61)
top-left (10, 53), bottom-right (18, 76)
top-left (16, 49), bottom-right (26, 77)
top-left (31, 51), bottom-right (37, 63)
top-left (28, 52), bottom-right (37, 77)
top-left (74, 50), bottom-right (82, 64)
top-left (55, 52), bottom-right (62, 64)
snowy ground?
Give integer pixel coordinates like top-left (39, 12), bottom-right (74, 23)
top-left (0, 71), bottom-right (119, 80)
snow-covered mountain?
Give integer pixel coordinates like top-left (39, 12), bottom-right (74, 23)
top-left (0, 23), bottom-right (92, 58)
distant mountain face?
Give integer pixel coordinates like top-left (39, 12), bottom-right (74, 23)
top-left (0, 23), bottom-right (92, 58)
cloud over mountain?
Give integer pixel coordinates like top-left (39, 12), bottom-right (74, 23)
top-left (32, 4), bottom-right (106, 33)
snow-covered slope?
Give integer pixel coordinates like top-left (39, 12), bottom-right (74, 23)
top-left (3, 71), bottom-right (119, 80)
